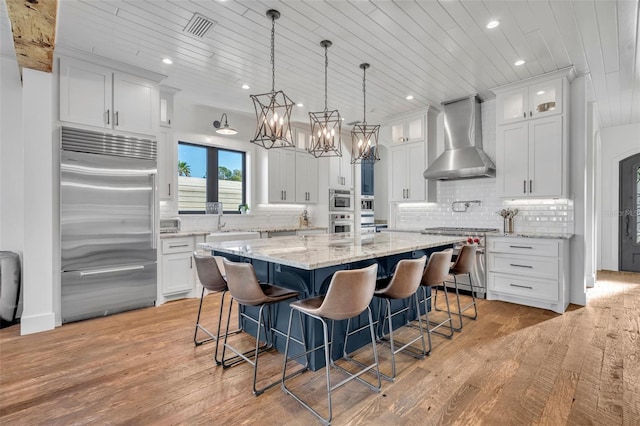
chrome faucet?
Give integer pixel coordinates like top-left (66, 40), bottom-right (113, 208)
top-left (217, 214), bottom-right (226, 231)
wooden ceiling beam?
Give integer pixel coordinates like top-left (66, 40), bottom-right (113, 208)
top-left (5, 0), bottom-right (57, 74)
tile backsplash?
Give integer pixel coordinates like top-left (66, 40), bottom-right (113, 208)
top-left (175, 206), bottom-right (309, 232)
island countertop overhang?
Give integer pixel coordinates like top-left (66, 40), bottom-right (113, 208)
top-left (199, 232), bottom-right (465, 270)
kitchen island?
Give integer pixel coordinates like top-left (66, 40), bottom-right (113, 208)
top-left (200, 232), bottom-right (464, 369)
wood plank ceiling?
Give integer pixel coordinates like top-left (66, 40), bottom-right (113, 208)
top-left (2, 0), bottom-right (639, 129)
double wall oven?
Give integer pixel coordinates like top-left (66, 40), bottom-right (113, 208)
top-left (421, 227), bottom-right (500, 297)
top-left (329, 189), bottom-right (355, 233)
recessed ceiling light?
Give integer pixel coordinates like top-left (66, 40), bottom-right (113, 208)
top-left (487, 20), bottom-right (500, 29)
top-left (406, 95), bottom-right (414, 100)
top-left (514, 59), bottom-right (525, 66)
top-left (296, 103), bottom-right (303, 107)
top-left (241, 84), bottom-right (250, 90)
top-left (162, 58), bottom-right (173, 65)
top-left (537, 90), bottom-right (545, 95)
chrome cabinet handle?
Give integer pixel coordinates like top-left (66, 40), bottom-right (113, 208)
top-left (529, 180), bottom-right (533, 193)
top-left (510, 245), bottom-right (533, 249)
top-left (529, 111), bottom-right (532, 117)
top-left (284, 190), bottom-right (286, 200)
top-left (626, 215), bottom-right (630, 237)
top-left (190, 257), bottom-right (193, 268)
top-left (115, 111), bottom-right (119, 126)
top-left (80, 265), bottom-right (144, 276)
top-left (510, 283), bottom-right (533, 289)
top-left (106, 109), bottom-right (110, 125)
top-left (523, 112), bottom-right (526, 118)
top-left (523, 180), bottom-right (526, 193)
top-left (168, 183), bottom-right (171, 196)
top-left (510, 263), bottom-right (533, 268)
top-left (169, 244), bottom-right (189, 248)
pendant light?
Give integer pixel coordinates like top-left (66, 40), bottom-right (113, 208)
top-left (308, 40), bottom-right (342, 158)
top-left (250, 9), bottom-right (295, 149)
top-left (351, 63), bottom-right (380, 164)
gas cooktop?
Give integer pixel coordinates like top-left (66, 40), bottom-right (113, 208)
top-left (421, 227), bottom-right (500, 235)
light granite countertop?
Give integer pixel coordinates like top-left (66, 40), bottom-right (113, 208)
top-left (160, 226), bottom-right (327, 239)
top-left (489, 233), bottom-right (574, 240)
top-left (199, 231), bottom-right (464, 270)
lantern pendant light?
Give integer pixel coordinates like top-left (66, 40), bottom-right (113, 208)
top-left (250, 9), bottom-right (295, 149)
top-left (308, 40), bottom-right (342, 158)
top-left (351, 63), bottom-right (380, 164)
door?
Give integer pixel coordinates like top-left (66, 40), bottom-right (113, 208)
top-left (497, 122), bottom-right (528, 197)
top-left (620, 153), bottom-right (640, 272)
top-left (390, 145), bottom-right (407, 201)
top-left (113, 72), bottom-right (158, 135)
top-left (59, 58), bottom-right (112, 129)
top-left (529, 115), bottom-right (563, 197)
top-left (406, 142), bottom-right (426, 201)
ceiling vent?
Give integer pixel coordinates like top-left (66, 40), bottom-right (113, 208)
top-left (184, 13), bottom-right (216, 38)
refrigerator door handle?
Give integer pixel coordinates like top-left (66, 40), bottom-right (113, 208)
top-left (79, 265), bottom-right (145, 277)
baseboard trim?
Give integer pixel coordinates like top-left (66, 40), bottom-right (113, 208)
top-left (20, 312), bottom-right (56, 335)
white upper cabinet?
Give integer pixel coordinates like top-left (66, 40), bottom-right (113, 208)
top-left (497, 78), bottom-right (563, 125)
top-left (268, 149), bottom-right (296, 203)
top-left (159, 90), bottom-right (174, 128)
top-left (59, 57), bottom-right (159, 136)
top-left (390, 141), bottom-right (426, 201)
top-left (494, 69), bottom-right (572, 199)
top-left (389, 114), bottom-right (424, 144)
top-left (295, 151), bottom-right (319, 203)
top-left (328, 138), bottom-right (353, 189)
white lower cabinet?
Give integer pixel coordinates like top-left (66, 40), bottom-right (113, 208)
top-left (160, 237), bottom-right (196, 301)
top-left (487, 237), bottom-right (570, 313)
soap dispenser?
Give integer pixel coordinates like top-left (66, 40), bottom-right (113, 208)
top-left (300, 209), bottom-right (309, 227)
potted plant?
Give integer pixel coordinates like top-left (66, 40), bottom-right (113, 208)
top-left (238, 203), bottom-right (249, 214)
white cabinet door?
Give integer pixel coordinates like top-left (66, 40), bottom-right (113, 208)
top-left (158, 129), bottom-right (174, 200)
top-left (268, 149), bottom-right (296, 203)
top-left (161, 252), bottom-right (194, 295)
top-left (113, 72), bottom-right (158, 135)
top-left (59, 58), bottom-right (112, 129)
top-left (529, 79), bottom-right (563, 120)
top-left (159, 90), bottom-right (173, 128)
top-left (341, 151), bottom-right (353, 189)
top-left (390, 145), bottom-right (406, 201)
top-left (295, 152), bottom-right (318, 203)
top-left (406, 142), bottom-right (426, 201)
top-left (529, 115), bottom-right (563, 197)
top-left (497, 87), bottom-right (528, 125)
top-left (389, 115), bottom-right (424, 144)
top-left (497, 122), bottom-right (529, 198)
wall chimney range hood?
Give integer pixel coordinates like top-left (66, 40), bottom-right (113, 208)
top-left (423, 95), bottom-right (495, 180)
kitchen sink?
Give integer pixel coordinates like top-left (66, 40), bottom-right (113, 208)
top-left (206, 231), bottom-right (261, 243)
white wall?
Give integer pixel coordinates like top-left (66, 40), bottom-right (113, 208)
top-left (20, 69), bottom-right (56, 335)
top-left (0, 57), bottom-right (24, 258)
top-left (598, 122), bottom-right (640, 271)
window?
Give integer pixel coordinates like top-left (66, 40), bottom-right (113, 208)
top-left (178, 142), bottom-right (246, 214)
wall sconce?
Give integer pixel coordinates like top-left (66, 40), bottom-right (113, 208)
top-left (213, 113), bottom-right (238, 135)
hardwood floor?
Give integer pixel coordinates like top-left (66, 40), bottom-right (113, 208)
top-left (1, 271), bottom-right (638, 425)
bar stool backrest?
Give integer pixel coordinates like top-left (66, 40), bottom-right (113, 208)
top-left (319, 263), bottom-right (378, 321)
top-left (193, 253), bottom-right (227, 292)
top-left (450, 244), bottom-right (477, 275)
top-left (384, 255), bottom-right (427, 299)
top-left (421, 250), bottom-right (454, 286)
top-left (223, 260), bottom-right (267, 306)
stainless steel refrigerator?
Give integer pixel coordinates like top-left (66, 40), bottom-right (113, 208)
top-left (60, 127), bottom-right (157, 323)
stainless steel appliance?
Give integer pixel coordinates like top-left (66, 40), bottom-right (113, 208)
top-left (329, 213), bottom-right (355, 234)
top-left (360, 213), bottom-right (376, 234)
top-left (329, 189), bottom-right (354, 212)
top-left (60, 127), bottom-right (157, 323)
top-left (421, 227), bottom-right (500, 297)
top-left (361, 195), bottom-right (374, 213)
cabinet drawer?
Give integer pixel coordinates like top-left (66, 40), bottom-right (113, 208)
top-left (162, 238), bottom-right (194, 254)
top-left (489, 273), bottom-right (559, 302)
top-left (488, 254), bottom-right (558, 280)
top-left (488, 238), bottom-right (559, 257)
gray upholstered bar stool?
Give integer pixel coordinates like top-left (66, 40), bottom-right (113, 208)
top-left (435, 244), bottom-right (478, 331)
top-left (417, 249), bottom-right (455, 353)
top-left (221, 259), bottom-right (305, 396)
top-left (281, 263), bottom-right (381, 425)
top-left (374, 255), bottom-right (428, 381)
top-left (192, 253), bottom-right (239, 365)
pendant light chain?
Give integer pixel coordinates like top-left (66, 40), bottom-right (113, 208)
top-left (324, 44), bottom-right (328, 112)
top-left (270, 14), bottom-right (276, 93)
top-left (362, 65), bottom-right (367, 124)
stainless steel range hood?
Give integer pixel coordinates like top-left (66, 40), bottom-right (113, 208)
top-left (423, 95), bottom-right (495, 180)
